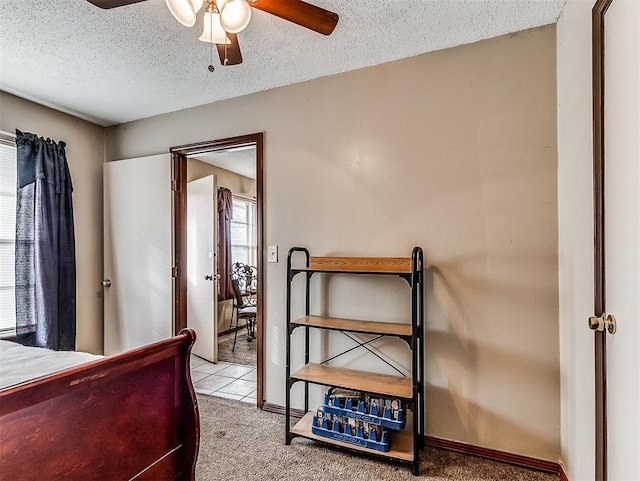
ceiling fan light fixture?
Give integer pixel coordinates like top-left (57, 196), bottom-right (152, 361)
top-left (219, 0), bottom-right (252, 34)
top-left (199, 10), bottom-right (231, 44)
top-left (91, 0), bottom-right (339, 68)
top-left (166, 0), bottom-right (197, 27)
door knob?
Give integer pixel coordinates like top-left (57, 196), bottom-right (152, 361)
top-left (101, 279), bottom-right (111, 288)
top-left (204, 275), bottom-right (213, 281)
top-left (588, 313), bottom-right (617, 334)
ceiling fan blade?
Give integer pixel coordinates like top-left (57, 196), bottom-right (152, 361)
top-left (251, 0), bottom-right (339, 36)
top-left (86, 0), bottom-right (148, 8)
top-left (217, 34), bottom-right (243, 66)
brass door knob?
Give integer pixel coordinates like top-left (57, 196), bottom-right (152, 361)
top-left (588, 313), bottom-right (617, 334)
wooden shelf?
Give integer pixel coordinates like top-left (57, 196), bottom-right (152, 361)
top-left (292, 315), bottom-right (412, 338)
top-left (293, 256), bottom-right (412, 275)
top-left (285, 247), bottom-right (424, 475)
top-left (291, 412), bottom-right (414, 462)
top-left (291, 363), bottom-right (413, 399)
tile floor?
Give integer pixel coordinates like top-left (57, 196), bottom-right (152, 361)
top-left (190, 355), bottom-right (256, 404)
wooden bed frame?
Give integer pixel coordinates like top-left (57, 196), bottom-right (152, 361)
top-left (0, 329), bottom-right (199, 480)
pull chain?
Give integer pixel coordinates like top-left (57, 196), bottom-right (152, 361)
top-left (208, 4), bottom-right (215, 72)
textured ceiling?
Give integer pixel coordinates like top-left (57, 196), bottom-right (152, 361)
top-left (0, 0), bottom-right (564, 127)
top-left (194, 147), bottom-right (256, 180)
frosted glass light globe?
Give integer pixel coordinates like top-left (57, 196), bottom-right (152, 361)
top-left (219, 0), bottom-right (252, 34)
top-left (165, 0), bottom-right (196, 27)
top-left (199, 11), bottom-right (231, 44)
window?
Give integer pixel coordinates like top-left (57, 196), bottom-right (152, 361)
top-left (0, 140), bottom-right (17, 335)
top-left (230, 196), bottom-right (256, 267)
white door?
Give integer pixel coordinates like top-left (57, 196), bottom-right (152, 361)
top-left (103, 154), bottom-right (173, 355)
top-left (187, 175), bottom-right (218, 362)
top-left (604, 1), bottom-right (640, 479)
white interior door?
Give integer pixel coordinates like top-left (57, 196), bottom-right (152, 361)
top-left (103, 154), bottom-right (173, 355)
top-left (604, 1), bottom-right (640, 479)
top-left (187, 175), bottom-right (218, 362)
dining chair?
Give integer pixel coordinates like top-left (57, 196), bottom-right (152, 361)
top-left (230, 263), bottom-right (257, 352)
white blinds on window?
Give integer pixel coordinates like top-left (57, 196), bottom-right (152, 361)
top-left (230, 196), bottom-right (257, 267)
top-left (0, 141), bottom-right (17, 333)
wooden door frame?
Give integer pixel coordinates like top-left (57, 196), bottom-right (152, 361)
top-left (592, 1), bottom-right (612, 480)
top-left (170, 133), bottom-right (265, 408)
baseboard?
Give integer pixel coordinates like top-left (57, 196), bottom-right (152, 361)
top-left (559, 463), bottom-right (570, 481)
top-left (262, 402), bottom-right (564, 477)
top-left (218, 324), bottom-right (248, 337)
top-left (424, 435), bottom-right (561, 475)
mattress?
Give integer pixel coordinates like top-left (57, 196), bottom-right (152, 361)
top-left (0, 340), bottom-right (102, 390)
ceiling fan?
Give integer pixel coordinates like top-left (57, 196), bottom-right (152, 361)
top-left (86, 0), bottom-right (339, 68)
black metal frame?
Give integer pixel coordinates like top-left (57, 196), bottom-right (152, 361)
top-left (284, 246), bottom-right (425, 476)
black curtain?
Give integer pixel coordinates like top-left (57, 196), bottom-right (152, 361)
top-left (15, 130), bottom-right (76, 350)
top-left (217, 187), bottom-right (234, 301)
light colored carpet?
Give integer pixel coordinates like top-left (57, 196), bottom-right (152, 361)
top-left (195, 395), bottom-right (557, 481)
top-left (217, 330), bottom-right (256, 366)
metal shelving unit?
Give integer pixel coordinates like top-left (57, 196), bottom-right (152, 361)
top-left (284, 247), bottom-right (425, 475)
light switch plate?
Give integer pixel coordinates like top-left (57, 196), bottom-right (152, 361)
top-left (268, 245), bottom-right (278, 263)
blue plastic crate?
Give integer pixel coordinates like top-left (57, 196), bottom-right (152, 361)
top-left (322, 393), bottom-right (406, 430)
top-left (311, 415), bottom-right (391, 452)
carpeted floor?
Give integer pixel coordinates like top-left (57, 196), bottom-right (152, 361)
top-left (217, 330), bottom-right (256, 366)
top-left (196, 395), bottom-right (558, 481)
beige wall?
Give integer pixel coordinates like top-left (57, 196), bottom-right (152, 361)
top-left (187, 157), bottom-right (256, 332)
top-left (0, 92), bottom-right (105, 354)
top-left (106, 25), bottom-right (559, 460)
top-left (187, 157), bottom-right (256, 197)
top-left (556, 2), bottom-right (596, 479)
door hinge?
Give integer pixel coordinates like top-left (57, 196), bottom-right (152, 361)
top-left (588, 313), bottom-right (617, 334)
top-left (171, 180), bottom-right (179, 192)
top-left (172, 266), bottom-right (179, 278)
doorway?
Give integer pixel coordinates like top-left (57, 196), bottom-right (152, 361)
top-left (171, 133), bottom-right (264, 408)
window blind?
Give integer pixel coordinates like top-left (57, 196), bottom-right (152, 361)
top-left (0, 141), bottom-right (17, 334)
top-left (230, 196), bottom-right (257, 267)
